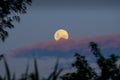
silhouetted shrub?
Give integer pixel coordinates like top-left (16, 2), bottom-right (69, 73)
top-left (0, 42), bottom-right (120, 80)
top-left (61, 42), bottom-right (120, 80)
top-left (0, 0), bottom-right (32, 41)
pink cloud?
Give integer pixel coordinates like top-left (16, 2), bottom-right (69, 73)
top-left (10, 34), bottom-right (120, 56)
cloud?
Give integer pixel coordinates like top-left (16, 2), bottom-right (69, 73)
top-left (1, 34), bottom-right (120, 78)
top-left (9, 34), bottom-right (120, 57)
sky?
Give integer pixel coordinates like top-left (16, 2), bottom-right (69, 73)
top-left (0, 0), bottom-right (120, 78)
top-left (0, 0), bottom-right (120, 53)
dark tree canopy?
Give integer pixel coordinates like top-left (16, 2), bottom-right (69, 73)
top-left (0, 0), bottom-right (32, 41)
top-left (61, 42), bottom-right (120, 80)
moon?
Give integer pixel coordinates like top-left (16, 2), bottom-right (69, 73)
top-left (54, 29), bottom-right (69, 41)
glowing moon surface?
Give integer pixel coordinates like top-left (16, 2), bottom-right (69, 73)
top-left (54, 29), bottom-right (69, 41)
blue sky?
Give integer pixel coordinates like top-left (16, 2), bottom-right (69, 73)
top-left (0, 0), bottom-right (120, 78)
top-left (0, 0), bottom-right (120, 53)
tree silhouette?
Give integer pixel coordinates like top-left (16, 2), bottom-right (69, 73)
top-left (0, 42), bottom-right (120, 80)
top-left (61, 42), bottom-right (120, 80)
top-left (0, 0), bottom-right (32, 41)
top-left (90, 42), bottom-right (120, 80)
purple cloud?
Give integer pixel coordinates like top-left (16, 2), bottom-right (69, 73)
top-left (9, 34), bottom-right (120, 57)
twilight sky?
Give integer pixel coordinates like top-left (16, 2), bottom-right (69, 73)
top-left (0, 0), bottom-right (120, 53)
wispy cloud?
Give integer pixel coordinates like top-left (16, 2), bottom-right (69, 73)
top-left (9, 34), bottom-right (120, 57)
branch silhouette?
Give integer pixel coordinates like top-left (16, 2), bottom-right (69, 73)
top-left (0, 0), bottom-right (32, 41)
top-left (61, 42), bottom-right (120, 80)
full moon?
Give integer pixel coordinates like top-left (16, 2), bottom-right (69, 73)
top-left (54, 29), bottom-right (69, 41)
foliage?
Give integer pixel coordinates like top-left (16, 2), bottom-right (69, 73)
top-left (19, 60), bottom-right (29, 80)
top-left (0, 0), bottom-right (32, 41)
top-left (29, 58), bottom-right (39, 80)
top-left (0, 42), bottom-right (120, 80)
top-left (0, 55), bottom-right (16, 80)
top-left (61, 42), bottom-right (120, 80)
top-left (46, 59), bottom-right (63, 80)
